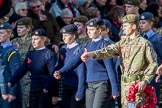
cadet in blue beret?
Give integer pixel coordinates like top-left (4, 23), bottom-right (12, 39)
top-left (0, 22), bottom-right (22, 108)
top-left (139, 12), bottom-right (162, 107)
top-left (8, 28), bottom-right (59, 108)
top-left (60, 24), bottom-right (78, 34)
top-left (86, 18), bottom-right (104, 27)
top-left (0, 23), bottom-right (12, 30)
top-left (31, 29), bottom-right (48, 37)
top-left (54, 18), bottom-right (120, 108)
top-left (101, 19), bottom-right (114, 44)
top-left (56, 24), bottom-right (86, 108)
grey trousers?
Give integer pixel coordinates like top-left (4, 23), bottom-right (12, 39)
top-left (86, 81), bottom-right (110, 108)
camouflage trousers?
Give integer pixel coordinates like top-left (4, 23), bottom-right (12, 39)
top-left (20, 72), bottom-right (31, 108)
top-left (121, 81), bottom-right (137, 108)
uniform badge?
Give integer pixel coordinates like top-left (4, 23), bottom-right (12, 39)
top-left (62, 29), bottom-right (66, 33)
top-left (18, 21), bottom-right (23, 25)
top-left (0, 24), bottom-right (4, 28)
top-left (35, 31), bottom-right (39, 35)
top-left (89, 22), bottom-right (94, 26)
top-left (141, 16), bottom-right (145, 20)
top-left (27, 58), bottom-right (32, 64)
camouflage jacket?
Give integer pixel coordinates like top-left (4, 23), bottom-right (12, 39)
top-left (12, 34), bottom-right (33, 62)
top-left (94, 35), bottom-right (158, 82)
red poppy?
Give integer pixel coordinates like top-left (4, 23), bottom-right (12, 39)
top-left (127, 82), bottom-right (157, 108)
top-left (60, 55), bottom-right (65, 60)
top-left (27, 58), bottom-right (32, 64)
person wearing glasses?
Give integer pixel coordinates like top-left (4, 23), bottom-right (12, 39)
top-left (29, 0), bottom-right (61, 54)
top-left (14, 1), bottom-right (28, 17)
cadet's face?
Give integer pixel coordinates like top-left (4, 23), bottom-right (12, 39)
top-left (87, 26), bottom-right (101, 39)
top-left (74, 22), bottom-right (84, 34)
top-left (32, 36), bottom-right (45, 49)
top-left (125, 4), bottom-right (137, 14)
top-left (139, 20), bottom-right (152, 32)
top-left (0, 30), bottom-right (10, 43)
top-left (62, 33), bottom-right (75, 44)
top-left (122, 23), bottom-right (135, 36)
top-left (17, 25), bottom-right (30, 37)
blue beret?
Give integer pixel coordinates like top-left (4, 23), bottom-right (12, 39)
top-left (102, 19), bottom-right (112, 29)
top-left (0, 23), bottom-right (12, 30)
top-left (31, 29), bottom-right (47, 37)
top-left (140, 12), bottom-right (154, 21)
top-left (86, 18), bottom-right (104, 27)
top-left (60, 24), bottom-right (78, 34)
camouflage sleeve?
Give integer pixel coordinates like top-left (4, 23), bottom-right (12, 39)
top-left (144, 43), bottom-right (158, 83)
top-left (94, 42), bottom-right (120, 59)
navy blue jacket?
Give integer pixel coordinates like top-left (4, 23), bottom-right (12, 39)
top-left (59, 39), bottom-right (119, 96)
top-left (0, 43), bottom-right (21, 96)
top-left (10, 48), bottom-right (58, 96)
top-left (56, 44), bottom-right (86, 99)
top-left (142, 30), bottom-right (162, 65)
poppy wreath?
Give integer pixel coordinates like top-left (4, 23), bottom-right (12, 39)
top-left (127, 82), bottom-right (157, 108)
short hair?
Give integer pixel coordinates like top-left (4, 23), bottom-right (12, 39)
top-left (84, 7), bottom-right (100, 19)
top-left (107, 6), bottom-right (125, 21)
top-left (14, 1), bottom-right (28, 14)
top-left (61, 8), bottom-right (73, 18)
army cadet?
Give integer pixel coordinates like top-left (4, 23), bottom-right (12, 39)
top-left (80, 14), bottom-right (158, 108)
top-left (0, 23), bottom-right (22, 108)
top-left (11, 17), bottom-right (33, 108)
top-left (8, 29), bottom-right (58, 108)
top-left (124, 0), bottom-right (140, 16)
top-left (54, 18), bottom-right (120, 108)
top-left (73, 15), bottom-right (89, 44)
top-left (139, 12), bottom-right (162, 106)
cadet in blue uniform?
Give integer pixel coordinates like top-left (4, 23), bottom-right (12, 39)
top-left (0, 23), bottom-right (22, 108)
top-left (8, 29), bottom-right (58, 108)
top-left (101, 19), bottom-right (121, 108)
top-left (56, 24), bottom-right (86, 108)
top-left (139, 12), bottom-right (162, 106)
top-left (54, 18), bottom-right (120, 108)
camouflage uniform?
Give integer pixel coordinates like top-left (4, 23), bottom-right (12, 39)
top-left (93, 35), bottom-right (158, 107)
top-left (12, 34), bottom-right (32, 108)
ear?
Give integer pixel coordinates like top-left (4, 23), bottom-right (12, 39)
top-left (132, 24), bottom-right (137, 29)
top-left (150, 21), bottom-right (153, 26)
top-left (106, 28), bottom-right (109, 33)
top-left (135, 6), bottom-right (139, 10)
top-left (98, 28), bottom-right (102, 34)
